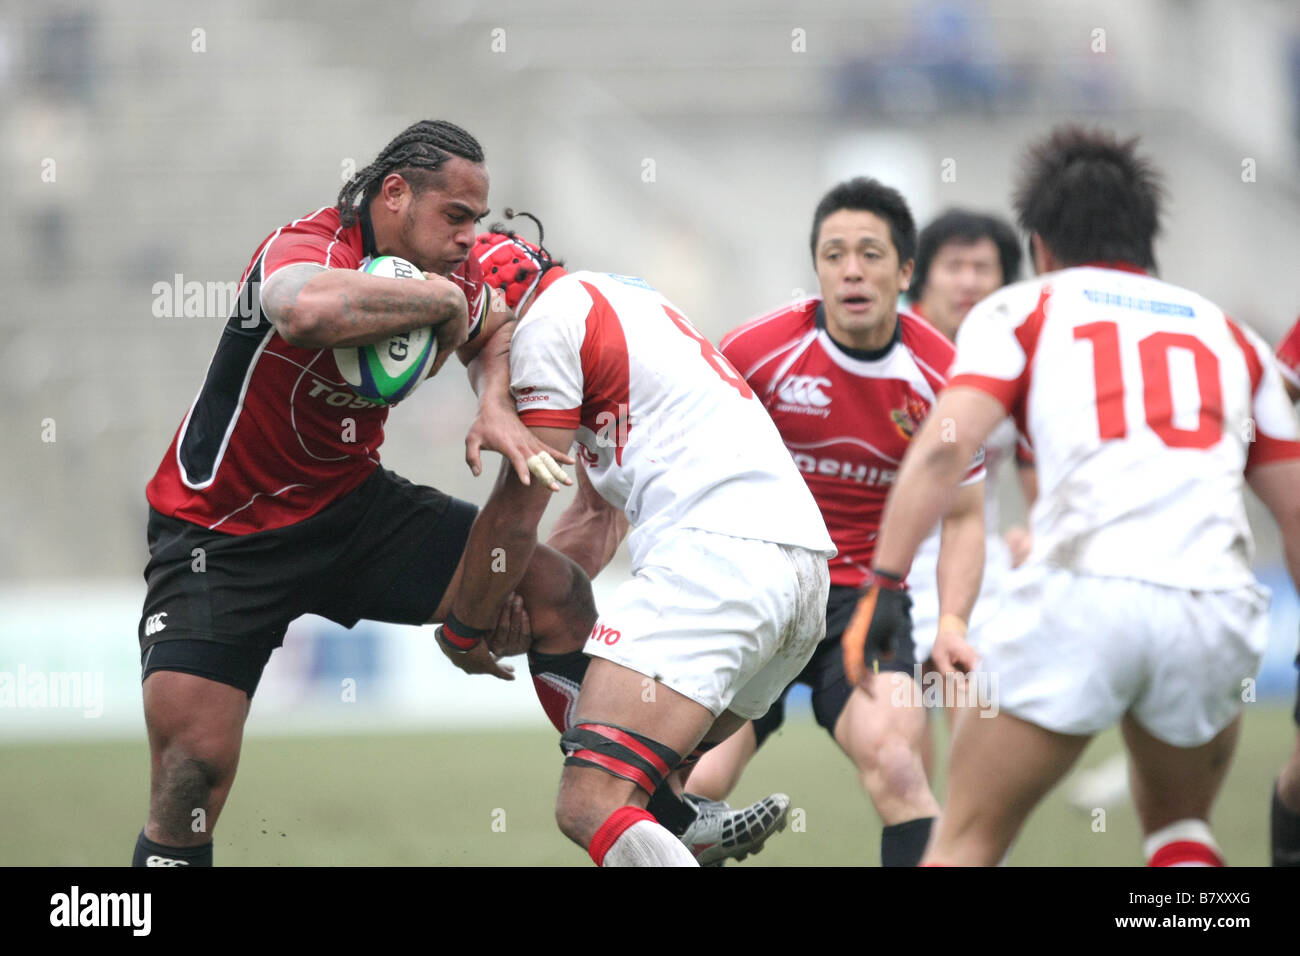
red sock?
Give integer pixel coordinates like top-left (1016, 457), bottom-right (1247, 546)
top-left (1144, 820), bottom-right (1224, 867)
top-left (588, 806), bottom-right (656, 866)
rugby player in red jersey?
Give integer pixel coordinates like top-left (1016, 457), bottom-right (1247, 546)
top-left (133, 121), bottom-right (590, 867)
top-left (686, 178), bottom-right (986, 866)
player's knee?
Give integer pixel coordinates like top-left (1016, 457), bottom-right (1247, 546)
top-left (854, 734), bottom-right (927, 799)
top-left (556, 722), bottom-right (680, 844)
top-left (554, 786), bottom-right (593, 845)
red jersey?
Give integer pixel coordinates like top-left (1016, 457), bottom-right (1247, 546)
top-left (146, 206), bottom-right (484, 534)
top-left (1277, 314), bottom-right (1300, 393)
top-left (720, 298), bottom-right (984, 588)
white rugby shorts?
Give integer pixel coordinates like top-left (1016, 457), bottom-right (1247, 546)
top-left (979, 564), bottom-right (1270, 746)
top-left (584, 528), bottom-right (830, 719)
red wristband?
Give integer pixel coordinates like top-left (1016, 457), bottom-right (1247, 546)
top-left (441, 610), bottom-right (488, 651)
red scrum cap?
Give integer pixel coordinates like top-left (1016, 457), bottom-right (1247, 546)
top-left (473, 209), bottom-right (568, 313)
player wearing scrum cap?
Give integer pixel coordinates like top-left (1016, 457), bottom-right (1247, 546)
top-left (133, 121), bottom-right (589, 867)
top-left (868, 125), bottom-right (1300, 866)
top-left (442, 218), bottom-right (837, 866)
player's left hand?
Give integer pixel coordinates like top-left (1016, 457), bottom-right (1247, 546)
top-left (930, 614), bottom-right (978, 676)
top-left (842, 570), bottom-right (912, 696)
top-left (465, 398), bottom-right (574, 491)
top-left (437, 628), bottom-right (516, 680)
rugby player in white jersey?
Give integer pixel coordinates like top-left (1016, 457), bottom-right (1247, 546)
top-left (1271, 315), bottom-right (1300, 866)
top-left (437, 224), bottom-right (836, 866)
top-left (863, 125), bottom-right (1300, 866)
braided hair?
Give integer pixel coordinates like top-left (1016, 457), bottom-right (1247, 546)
top-left (337, 120), bottom-right (485, 227)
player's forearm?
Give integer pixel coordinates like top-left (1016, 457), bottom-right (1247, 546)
top-left (1017, 464), bottom-right (1039, 508)
top-left (547, 500), bottom-right (629, 580)
top-left (465, 320), bottom-right (514, 403)
top-left (264, 265), bottom-right (467, 349)
top-left (936, 487), bottom-right (985, 624)
top-left (450, 473), bottom-right (551, 632)
top-left (874, 422), bottom-right (972, 577)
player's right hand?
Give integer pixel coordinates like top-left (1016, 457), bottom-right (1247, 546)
top-left (842, 570), bottom-right (912, 694)
top-left (464, 398), bottom-right (574, 492)
top-left (428, 305), bottom-right (470, 380)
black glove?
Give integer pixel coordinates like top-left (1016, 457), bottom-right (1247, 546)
top-left (842, 570), bottom-right (913, 686)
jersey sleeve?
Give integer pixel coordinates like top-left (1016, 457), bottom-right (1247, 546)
top-left (1275, 315), bottom-right (1300, 393)
top-left (261, 211), bottom-right (359, 283)
top-left (719, 300), bottom-right (815, 389)
top-left (1229, 319), bottom-right (1300, 470)
top-left (509, 281), bottom-right (589, 430)
top-left (947, 283), bottom-right (1048, 416)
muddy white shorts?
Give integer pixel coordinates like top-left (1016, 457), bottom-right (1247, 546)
top-left (980, 564), bottom-right (1270, 746)
top-left (584, 528), bottom-right (830, 719)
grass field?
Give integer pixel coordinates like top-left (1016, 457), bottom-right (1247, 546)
top-left (2, 704), bottom-right (1293, 866)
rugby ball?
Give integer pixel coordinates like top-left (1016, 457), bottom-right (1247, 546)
top-left (334, 256), bottom-right (436, 406)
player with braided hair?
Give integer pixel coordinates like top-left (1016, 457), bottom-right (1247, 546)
top-left (336, 120), bottom-right (486, 229)
top-left (134, 121), bottom-right (587, 866)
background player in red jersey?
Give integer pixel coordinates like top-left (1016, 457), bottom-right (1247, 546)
top-left (867, 126), bottom-right (1300, 866)
top-left (1272, 314), bottom-right (1300, 866)
top-left (908, 209), bottom-right (1035, 777)
top-left (686, 178), bottom-right (986, 866)
top-left (133, 121), bottom-right (590, 867)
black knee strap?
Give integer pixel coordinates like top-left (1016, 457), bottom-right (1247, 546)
top-left (560, 721), bottom-right (682, 796)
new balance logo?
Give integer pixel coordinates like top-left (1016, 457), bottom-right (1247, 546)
top-left (775, 376), bottom-right (832, 416)
top-left (143, 613), bottom-right (168, 637)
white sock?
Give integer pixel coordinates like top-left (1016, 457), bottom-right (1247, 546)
top-left (590, 807), bottom-right (699, 867)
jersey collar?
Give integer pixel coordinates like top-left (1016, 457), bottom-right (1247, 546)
top-left (815, 301), bottom-right (902, 362)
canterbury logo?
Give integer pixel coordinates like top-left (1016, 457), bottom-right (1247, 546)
top-left (143, 613), bottom-right (168, 637)
top-left (776, 375), bottom-right (832, 408)
top-left (145, 856), bottom-right (188, 866)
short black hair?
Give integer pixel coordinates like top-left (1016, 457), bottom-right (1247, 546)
top-left (810, 177), bottom-right (916, 266)
top-left (337, 120), bottom-right (485, 227)
top-left (1013, 125), bottom-right (1163, 270)
top-left (913, 209), bottom-right (1022, 297)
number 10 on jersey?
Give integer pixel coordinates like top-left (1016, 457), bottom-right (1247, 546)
top-left (1074, 321), bottom-right (1223, 449)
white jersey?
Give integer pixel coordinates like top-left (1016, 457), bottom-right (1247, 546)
top-left (949, 264), bottom-right (1300, 589)
top-left (509, 270), bottom-right (837, 567)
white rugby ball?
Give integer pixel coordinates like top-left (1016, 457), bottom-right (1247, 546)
top-left (334, 256), bottom-right (436, 406)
